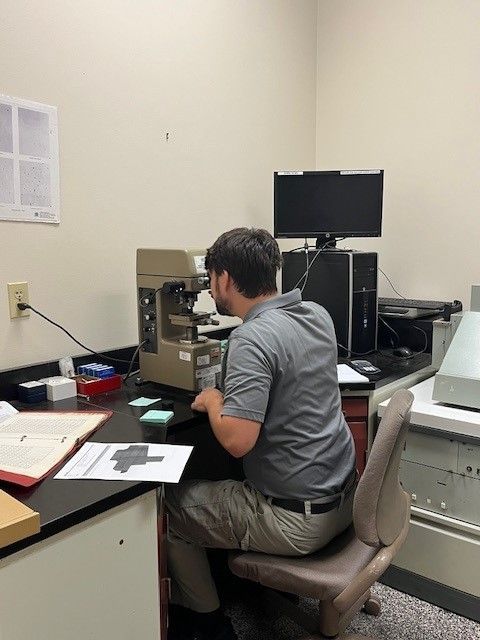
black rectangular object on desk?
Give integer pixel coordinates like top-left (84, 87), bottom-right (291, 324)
top-left (282, 250), bottom-right (378, 357)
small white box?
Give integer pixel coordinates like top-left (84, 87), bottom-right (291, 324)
top-left (38, 376), bottom-right (77, 401)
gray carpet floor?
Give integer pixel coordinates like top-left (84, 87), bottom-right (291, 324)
top-left (225, 582), bottom-right (480, 640)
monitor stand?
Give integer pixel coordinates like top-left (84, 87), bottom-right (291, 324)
top-left (315, 236), bottom-right (340, 250)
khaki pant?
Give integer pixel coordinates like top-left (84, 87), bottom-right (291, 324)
top-left (165, 478), bottom-right (355, 612)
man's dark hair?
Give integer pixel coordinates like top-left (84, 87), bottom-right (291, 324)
top-left (205, 228), bottom-right (282, 298)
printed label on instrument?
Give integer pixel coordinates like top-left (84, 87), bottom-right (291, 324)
top-left (277, 171), bottom-right (303, 175)
top-left (340, 169), bottom-right (381, 175)
top-left (194, 255), bottom-right (206, 273)
top-left (179, 351), bottom-right (191, 362)
top-left (195, 364), bottom-right (221, 379)
top-left (198, 375), bottom-right (216, 390)
top-left (197, 354), bottom-right (210, 366)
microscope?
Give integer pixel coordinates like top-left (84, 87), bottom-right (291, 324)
top-left (136, 249), bottom-right (222, 391)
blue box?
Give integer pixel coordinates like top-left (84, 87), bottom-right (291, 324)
top-left (18, 381), bottom-right (47, 404)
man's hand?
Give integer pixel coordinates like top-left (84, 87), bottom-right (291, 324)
top-left (191, 387), bottom-right (260, 457)
top-left (191, 388), bottom-right (224, 413)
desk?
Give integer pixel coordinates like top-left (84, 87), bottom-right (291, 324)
top-left (339, 352), bottom-right (433, 472)
top-left (0, 391), bottom-right (210, 640)
top-left (0, 353), bottom-right (432, 639)
top-left (378, 377), bottom-right (480, 622)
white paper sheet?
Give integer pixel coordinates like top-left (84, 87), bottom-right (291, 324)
top-left (0, 401), bottom-right (18, 423)
top-left (0, 94), bottom-right (59, 223)
top-left (337, 364), bottom-right (369, 383)
top-left (55, 442), bottom-right (193, 483)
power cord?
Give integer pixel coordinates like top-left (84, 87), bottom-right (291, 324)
top-left (293, 238), bottom-right (344, 291)
top-left (410, 325), bottom-right (429, 356)
top-left (336, 342), bottom-right (377, 357)
top-left (298, 239), bottom-right (310, 293)
top-left (17, 303), bottom-right (143, 368)
top-left (377, 323), bottom-right (428, 360)
top-left (378, 267), bottom-right (407, 299)
top-left (378, 315), bottom-right (400, 348)
top-left (377, 270), bottom-right (430, 358)
top-left (287, 245), bottom-right (315, 253)
top-left (122, 342), bottom-right (147, 382)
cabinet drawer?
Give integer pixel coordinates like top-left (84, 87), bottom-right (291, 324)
top-left (342, 397), bottom-right (368, 419)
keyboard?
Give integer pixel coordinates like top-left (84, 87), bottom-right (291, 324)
top-left (379, 297), bottom-right (447, 310)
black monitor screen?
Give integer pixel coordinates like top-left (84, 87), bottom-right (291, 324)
top-left (274, 170), bottom-right (383, 239)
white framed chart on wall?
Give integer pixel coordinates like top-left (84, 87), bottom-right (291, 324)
top-left (0, 94), bottom-right (60, 223)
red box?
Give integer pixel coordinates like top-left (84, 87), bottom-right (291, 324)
top-left (74, 374), bottom-right (122, 397)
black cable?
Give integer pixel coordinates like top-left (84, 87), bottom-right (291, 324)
top-left (123, 368), bottom-right (140, 382)
top-left (378, 315), bottom-right (400, 348)
top-left (287, 245), bottom-right (315, 253)
top-left (377, 325), bottom-right (428, 361)
top-left (411, 325), bottom-right (429, 355)
top-left (18, 303), bottom-right (140, 365)
top-left (293, 238), bottom-right (343, 290)
top-left (378, 267), bottom-right (407, 299)
top-left (122, 344), bottom-right (147, 382)
top-left (300, 249), bottom-right (310, 294)
top-left (337, 342), bottom-right (377, 357)
top-left (377, 268), bottom-right (431, 358)
top-left (297, 239), bottom-right (311, 292)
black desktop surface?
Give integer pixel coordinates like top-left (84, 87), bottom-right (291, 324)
top-left (0, 352), bottom-right (431, 559)
top-left (0, 387), bottom-right (205, 559)
top-left (337, 351), bottom-right (432, 391)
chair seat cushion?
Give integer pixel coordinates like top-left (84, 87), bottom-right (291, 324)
top-left (228, 526), bottom-right (379, 601)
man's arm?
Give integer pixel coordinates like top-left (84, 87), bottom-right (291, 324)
top-left (191, 388), bottom-right (261, 458)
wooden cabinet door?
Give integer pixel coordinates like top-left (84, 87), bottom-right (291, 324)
top-left (342, 397), bottom-right (368, 475)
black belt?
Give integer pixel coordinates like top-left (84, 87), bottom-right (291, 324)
top-left (270, 469), bottom-right (357, 515)
top-left (270, 496), bottom-right (341, 514)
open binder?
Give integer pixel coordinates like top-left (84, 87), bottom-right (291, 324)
top-left (0, 411), bottom-right (112, 486)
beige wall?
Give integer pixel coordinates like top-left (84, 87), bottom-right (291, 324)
top-left (316, 1), bottom-right (480, 307)
top-left (6, 1), bottom-right (475, 373)
top-left (1, 0), bottom-right (317, 370)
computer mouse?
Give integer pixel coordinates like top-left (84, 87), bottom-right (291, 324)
top-left (392, 346), bottom-right (414, 358)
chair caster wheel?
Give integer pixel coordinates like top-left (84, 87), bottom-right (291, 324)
top-left (363, 595), bottom-right (381, 616)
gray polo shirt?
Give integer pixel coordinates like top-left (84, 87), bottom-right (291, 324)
top-left (221, 289), bottom-right (355, 500)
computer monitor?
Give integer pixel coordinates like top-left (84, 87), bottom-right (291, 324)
top-left (274, 170), bottom-right (384, 242)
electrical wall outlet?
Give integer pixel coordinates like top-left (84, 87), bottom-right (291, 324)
top-left (7, 282), bottom-right (30, 319)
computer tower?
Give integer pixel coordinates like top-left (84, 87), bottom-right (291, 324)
top-left (282, 251), bottom-right (378, 357)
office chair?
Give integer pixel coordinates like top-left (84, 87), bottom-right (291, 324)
top-left (228, 388), bottom-right (414, 639)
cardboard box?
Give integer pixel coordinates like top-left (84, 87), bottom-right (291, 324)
top-left (0, 490), bottom-right (40, 549)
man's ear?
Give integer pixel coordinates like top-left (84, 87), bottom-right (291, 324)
top-left (218, 270), bottom-right (231, 290)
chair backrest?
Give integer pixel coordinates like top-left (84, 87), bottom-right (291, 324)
top-left (353, 388), bottom-right (414, 548)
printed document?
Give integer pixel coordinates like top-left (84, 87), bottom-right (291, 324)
top-left (55, 442), bottom-right (193, 483)
top-left (337, 364), bottom-right (369, 383)
top-left (0, 94), bottom-right (60, 223)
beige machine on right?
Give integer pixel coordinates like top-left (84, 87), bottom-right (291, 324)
top-left (378, 285), bottom-right (480, 614)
